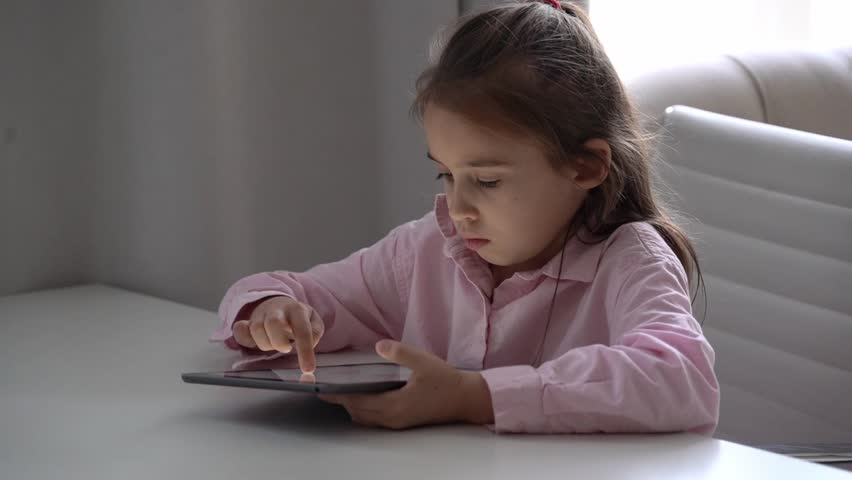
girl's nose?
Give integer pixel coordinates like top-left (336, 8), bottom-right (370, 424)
top-left (448, 188), bottom-right (478, 223)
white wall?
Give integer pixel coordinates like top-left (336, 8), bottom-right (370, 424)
top-left (0, 1), bottom-right (97, 295)
top-left (0, 0), bottom-right (457, 310)
top-left (89, 0), bottom-right (387, 309)
top-left (373, 1), bottom-right (458, 231)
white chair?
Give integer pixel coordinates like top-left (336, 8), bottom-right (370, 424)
top-left (654, 105), bottom-right (852, 445)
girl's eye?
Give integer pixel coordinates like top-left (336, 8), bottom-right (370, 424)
top-left (435, 172), bottom-right (500, 189)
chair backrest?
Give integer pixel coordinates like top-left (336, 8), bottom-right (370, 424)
top-left (656, 105), bottom-right (852, 444)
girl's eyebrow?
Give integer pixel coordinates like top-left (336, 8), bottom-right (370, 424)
top-left (426, 152), bottom-right (511, 168)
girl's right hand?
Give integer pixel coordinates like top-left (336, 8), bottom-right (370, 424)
top-left (231, 296), bottom-right (325, 373)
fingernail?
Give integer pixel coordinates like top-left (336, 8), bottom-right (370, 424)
top-left (376, 339), bottom-right (392, 354)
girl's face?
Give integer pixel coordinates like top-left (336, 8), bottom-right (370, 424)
top-left (423, 103), bottom-right (593, 273)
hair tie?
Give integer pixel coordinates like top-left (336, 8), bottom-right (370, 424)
top-left (544, 0), bottom-right (561, 9)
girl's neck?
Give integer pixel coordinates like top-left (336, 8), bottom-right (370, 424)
top-left (489, 226), bottom-right (573, 287)
top-left (489, 265), bottom-right (512, 288)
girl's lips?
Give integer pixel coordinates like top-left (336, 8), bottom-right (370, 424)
top-left (464, 238), bottom-right (490, 250)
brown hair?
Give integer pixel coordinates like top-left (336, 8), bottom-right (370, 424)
top-left (411, 0), bottom-right (705, 304)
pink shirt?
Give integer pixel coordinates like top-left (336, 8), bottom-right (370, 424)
top-left (210, 194), bottom-right (719, 434)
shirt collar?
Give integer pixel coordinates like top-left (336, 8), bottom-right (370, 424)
top-left (433, 193), bottom-right (604, 283)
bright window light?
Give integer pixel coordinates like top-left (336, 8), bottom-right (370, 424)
top-left (590, 0), bottom-right (852, 81)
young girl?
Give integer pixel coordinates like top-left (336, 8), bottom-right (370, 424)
top-left (209, 0), bottom-right (719, 434)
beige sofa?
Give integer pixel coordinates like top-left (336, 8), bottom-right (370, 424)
top-left (629, 47), bottom-right (852, 141)
top-left (626, 47), bottom-right (852, 447)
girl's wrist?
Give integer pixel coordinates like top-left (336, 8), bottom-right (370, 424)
top-left (458, 371), bottom-right (495, 425)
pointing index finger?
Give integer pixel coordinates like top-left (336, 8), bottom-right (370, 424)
top-left (288, 311), bottom-right (317, 373)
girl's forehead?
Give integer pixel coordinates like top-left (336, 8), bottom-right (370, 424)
top-left (424, 104), bottom-right (551, 167)
top-left (426, 104), bottom-right (541, 149)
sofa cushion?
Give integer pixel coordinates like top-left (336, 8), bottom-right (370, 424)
top-left (628, 47), bottom-right (852, 142)
top-left (735, 47), bottom-right (852, 141)
top-left (628, 56), bottom-right (765, 126)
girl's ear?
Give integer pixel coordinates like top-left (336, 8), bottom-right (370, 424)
top-left (570, 138), bottom-right (611, 190)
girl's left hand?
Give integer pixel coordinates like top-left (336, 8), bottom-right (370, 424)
top-left (318, 340), bottom-right (493, 429)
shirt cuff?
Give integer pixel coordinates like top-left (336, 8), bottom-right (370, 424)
top-left (209, 291), bottom-right (295, 342)
top-left (480, 365), bottom-right (549, 433)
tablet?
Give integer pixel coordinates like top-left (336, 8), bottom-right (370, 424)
top-left (181, 363), bottom-right (411, 394)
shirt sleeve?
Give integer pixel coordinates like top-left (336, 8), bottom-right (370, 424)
top-left (209, 223), bottom-right (414, 366)
top-left (480, 255), bottom-right (720, 435)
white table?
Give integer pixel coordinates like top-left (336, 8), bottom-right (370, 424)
top-left (1, 285), bottom-right (849, 479)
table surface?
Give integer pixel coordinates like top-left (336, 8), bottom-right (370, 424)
top-left (2, 284), bottom-right (849, 479)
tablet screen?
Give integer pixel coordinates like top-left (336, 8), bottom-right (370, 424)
top-left (225, 363), bottom-right (412, 384)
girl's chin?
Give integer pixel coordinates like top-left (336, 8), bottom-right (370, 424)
top-left (474, 249), bottom-right (495, 263)
top-left (476, 249), bottom-right (510, 266)
top-left (480, 249), bottom-right (535, 270)
top-left (474, 244), bottom-right (526, 267)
